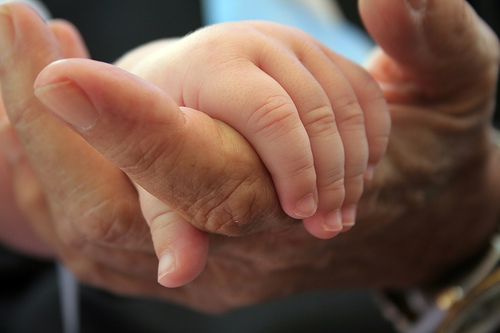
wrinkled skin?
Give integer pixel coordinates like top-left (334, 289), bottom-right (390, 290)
top-left (1, 0), bottom-right (500, 313)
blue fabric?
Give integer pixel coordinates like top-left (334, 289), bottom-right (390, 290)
top-left (201, 0), bottom-right (374, 64)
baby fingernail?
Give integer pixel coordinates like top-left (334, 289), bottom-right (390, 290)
top-left (35, 77), bottom-right (99, 131)
top-left (341, 205), bottom-right (357, 230)
top-left (294, 194), bottom-right (317, 218)
top-left (364, 165), bottom-right (375, 182)
top-left (158, 250), bottom-right (176, 285)
top-left (323, 210), bottom-right (343, 232)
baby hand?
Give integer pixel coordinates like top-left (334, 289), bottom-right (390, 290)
top-left (117, 21), bottom-right (390, 239)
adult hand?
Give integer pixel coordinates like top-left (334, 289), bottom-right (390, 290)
top-left (185, 0), bottom-right (500, 311)
top-left (0, 3), bottom-right (165, 290)
top-left (1, 0), bottom-right (500, 314)
top-left (6, 3), bottom-right (389, 289)
top-left (0, 2), bottom-right (290, 290)
top-left (113, 21), bottom-right (390, 238)
top-left (165, 0), bottom-right (500, 310)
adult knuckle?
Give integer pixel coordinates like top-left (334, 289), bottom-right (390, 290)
top-left (57, 221), bottom-right (88, 250)
top-left (71, 195), bottom-right (138, 245)
top-left (189, 174), bottom-right (266, 236)
top-left (70, 263), bottom-right (113, 291)
top-left (6, 98), bottom-right (44, 129)
top-left (205, 263), bottom-right (272, 309)
top-left (70, 265), bottom-right (100, 286)
top-left (111, 137), bottom-right (167, 181)
top-left (195, 191), bottom-right (256, 236)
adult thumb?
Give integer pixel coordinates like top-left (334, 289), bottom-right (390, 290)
top-left (34, 59), bottom-right (295, 236)
top-left (359, 0), bottom-right (500, 89)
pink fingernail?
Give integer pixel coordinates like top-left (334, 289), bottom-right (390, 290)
top-left (405, 0), bottom-right (427, 11)
top-left (323, 210), bottom-right (343, 232)
top-left (0, 119), bottom-right (23, 164)
top-left (364, 165), bottom-right (375, 182)
top-left (341, 206), bottom-right (357, 231)
top-left (35, 77), bottom-right (99, 132)
top-left (0, 5), bottom-right (15, 62)
top-left (158, 250), bottom-right (176, 285)
top-left (294, 194), bottom-right (317, 218)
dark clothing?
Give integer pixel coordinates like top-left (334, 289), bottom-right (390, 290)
top-left (42, 0), bottom-right (500, 127)
top-left (1, 1), bottom-right (498, 332)
top-left (0, 245), bottom-right (395, 333)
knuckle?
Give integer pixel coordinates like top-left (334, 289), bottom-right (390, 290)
top-left (57, 220), bottom-right (88, 250)
top-left (15, 173), bottom-right (46, 215)
top-left (334, 101), bottom-right (365, 130)
top-left (6, 97), bottom-right (44, 129)
top-left (285, 156), bottom-right (316, 180)
top-left (69, 263), bottom-right (104, 287)
top-left (340, 109), bottom-right (366, 130)
top-left (195, 192), bottom-right (257, 236)
top-left (320, 176), bottom-right (345, 200)
top-left (301, 104), bottom-right (337, 137)
top-left (69, 264), bottom-right (130, 296)
top-left (110, 137), bottom-right (171, 181)
top-left (189, 174), bottom-right (268, 236)
top-left (206, 261), bottom-right (273, 309)
top-left (317, 163), bottom-right (345, 188)
top-left (70, 195), bottom-right (139, 245)
top-left (250, 95), bottom-right (297, 138)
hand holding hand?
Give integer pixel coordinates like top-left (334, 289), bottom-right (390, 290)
top-left (114, 21), bottom-right (390, 238)
top-left (1, 0), bottom-right (499, 314)
top-left (0, 3), bottom-right (289, 289)
top-left (7, 9), bottom-right (389, 288)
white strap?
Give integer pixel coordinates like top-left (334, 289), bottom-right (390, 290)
top-left (57, 264), bottom-right (80, 333)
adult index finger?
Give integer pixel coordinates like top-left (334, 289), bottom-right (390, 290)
top-left (0, 2), bottom-right (151, 251)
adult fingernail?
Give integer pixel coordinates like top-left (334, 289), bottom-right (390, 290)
top-left (405, 0), bottom-right (427, 11)
top-left (0, 116), bottom-right (23, 164)
top-left (294, 193), bottom-right (317, 218)
top-left (35, 76), bottom-right (99, 131)
top-left (157, 250), bottom-right (176, 285)
top-left (0, 5), bottom-right (15, 61)
top-left (323, 210), bottom-right (343, 232)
